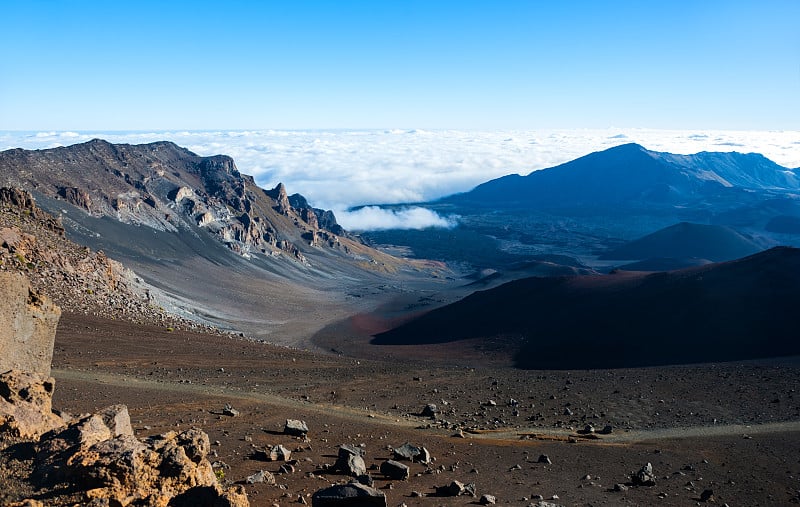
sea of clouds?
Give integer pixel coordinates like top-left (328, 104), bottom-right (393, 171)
top-left (2, 129), bottom-right (799, 231)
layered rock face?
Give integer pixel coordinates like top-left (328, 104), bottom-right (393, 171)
top-left (0, 187), bottom-right (195, 328)
top-left (0, 140), bottom-right (352, 262)
top-left (0, 272), bottom-right (60, 378)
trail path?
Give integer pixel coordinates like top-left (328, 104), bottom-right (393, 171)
top-left (54, 368), bottom-right (800, 445)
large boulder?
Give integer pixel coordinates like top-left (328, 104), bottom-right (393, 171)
top-left (335, 445), bottom-right (367, 477)
top-left (0, 272), bottom-right (61, 378)
top-left (0, 369), bottom-right (64, 439)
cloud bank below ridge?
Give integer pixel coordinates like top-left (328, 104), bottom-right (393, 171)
top-left (2, 129), bottom-right (799, 230)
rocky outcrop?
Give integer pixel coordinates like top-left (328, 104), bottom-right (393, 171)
top-left (267, 183), bottom-right (291, 215)
top-left (0, 370), bottom-right (63, 439)
top-left (0, 188), bottom-right (41, 217)
top-left (0, 272), bottom-right (61, 377)
top-left (32, 406), bottom-right (249, 506)
top-left (289, 193), bottom-right (346, 236)
top-left (57, 186), bottom-right (92, 211)
top-left (0, 188), bottom-right (63, 233)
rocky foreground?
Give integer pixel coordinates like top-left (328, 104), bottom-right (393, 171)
top-left (0, 272), bottom-right (249, 506)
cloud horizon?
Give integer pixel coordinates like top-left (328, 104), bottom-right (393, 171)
top-left (2, 129), bottom-right (799, 231)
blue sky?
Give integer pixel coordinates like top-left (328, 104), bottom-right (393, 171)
top-left (1, 1), bottom-right (798, 130)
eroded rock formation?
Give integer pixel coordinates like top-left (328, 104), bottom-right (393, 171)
top-left (0, 272), bottom-right (249, 506)
top-left (0, 272), bottom-right (61, 378)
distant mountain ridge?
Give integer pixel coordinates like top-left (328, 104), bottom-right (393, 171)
top-left (600, 222), bottom-right (762, 262)
top-left (0, 139), bottom-right (359, 264)
top-left (444, 143), bottom-right (800, 210)
top-left (357, 143), bottom-right (800, 271)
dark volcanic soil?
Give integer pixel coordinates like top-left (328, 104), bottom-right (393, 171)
top-left (10, 312), bottom-right (795, 506)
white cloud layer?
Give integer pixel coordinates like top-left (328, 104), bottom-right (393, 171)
top-left (338, 206), bottom-right (458, 231)
top-left (2, 129), bottom-right (799, 230)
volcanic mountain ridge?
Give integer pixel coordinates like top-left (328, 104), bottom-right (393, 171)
top-left (0, 139), bottom-right (359, 265)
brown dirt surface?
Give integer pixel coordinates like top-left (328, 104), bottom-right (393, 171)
top-left (3, 312), bottom-right (793, 506)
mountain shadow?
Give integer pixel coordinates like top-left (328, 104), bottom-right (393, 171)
top-left (373, 247), bottom-right (800, 369)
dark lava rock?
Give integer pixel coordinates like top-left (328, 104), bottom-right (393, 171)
top-left (222, 404), bottom-right (239, 417)
top-left (421, 404), bottom-right (438, 417)
top-left (311, 482), bottom-right (387, 506)
top-left (537, 454), bottom-right (552, 464)
top-left (700, 489), bottom-right (715, 502)
top-left (436, 480), bottom-right (476, 497)
top-left (632, 462), bottom-right (656, 486)
top-left (335, 446), bottom-right (366, 477)
top-left (356, 474), bottom-right (374, 487)
top-left (392, 442), bottom-right (430, 463)
top-left (480, 493), bottom-right (497, 504)
top-left (380, 460), bottom-right (410, 480)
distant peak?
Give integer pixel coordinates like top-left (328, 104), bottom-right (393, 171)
top-left (609, 142), bottom-right (647, 152)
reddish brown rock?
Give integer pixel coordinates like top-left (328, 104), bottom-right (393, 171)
top-left (0, 370), bottom-right (64, 439)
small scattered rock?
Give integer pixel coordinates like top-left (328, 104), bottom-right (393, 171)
top-left (222, 404), bottom-right (239, 417)
top-left (420, 404), bottom-right (438, 417)
top-left (284, 419), bottom-right (309, 437)
top-left (537, 454), bottom-right (552, 464)
top-left (436, 480), bottom-right (476, 497)
top-left (266, 444), bottom-right (292, 461)
top-left (632, 462), bottom-right (656, 486)
top-left (613, 483), bottom-right (629, 492)
top-left (700, 489), bottom-right (715, 502)
top-left (246, 470), bottom-right (275, 485)
top-left (479, 493), bottom-right (497, 504)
